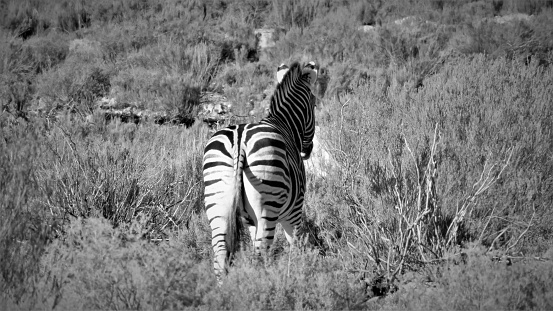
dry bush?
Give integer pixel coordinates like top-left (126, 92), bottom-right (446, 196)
top-left (55, 0), bottom-right (91, 32)
top-left (34, 60), bottom-right (111, 114)
top-left (110, 39), bottom-right (217, 119)
top-left (0, 31), bottom-right (70, 117)
top-left (456, 12), bottom-right (553, 64)
top-left (384, 245), bottom-right (553, 310)
top-left (307, 55), bottom-right (553, 296)
top-left (267, 0), bottom-right (334, 30)
top-left (0, 37), bottom-right (35, 115)
top-left (205, 248), bottom-right (365, 310)
top-left (33, 216), bottom-right (212, 310)
top-left (2, 0), bottom-right (553, 309)
top-left (1, 0), bottom-right (50, 39)
top-left (35, 117), bottom-right (208, 237)
top-left (0, 116), bottom-right (56, 305)
top-left (0, 114), bottom-right (210, 307)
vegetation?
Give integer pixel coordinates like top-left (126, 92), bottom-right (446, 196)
top-left (1, 0), bottom-right (553, 309)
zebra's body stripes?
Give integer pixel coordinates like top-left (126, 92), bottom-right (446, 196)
top-left (203, 61), bottom-right (317, 278)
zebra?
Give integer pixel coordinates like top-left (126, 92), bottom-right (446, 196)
top-left (203, 61), bottom-right (318, 280)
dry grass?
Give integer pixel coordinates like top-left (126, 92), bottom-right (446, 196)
top-left (1, 0), bottom-right (553, 309)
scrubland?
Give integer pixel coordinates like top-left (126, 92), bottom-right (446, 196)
top-left (1, 0), bottom-right (553, 309)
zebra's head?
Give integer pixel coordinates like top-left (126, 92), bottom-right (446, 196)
top-left (266, 61), bottom-right (318, 160)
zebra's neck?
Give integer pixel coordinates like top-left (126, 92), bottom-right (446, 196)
top-left (260, 62), bottom-right (312, 157)
top-left (260, 116), bottom-right (303, 155)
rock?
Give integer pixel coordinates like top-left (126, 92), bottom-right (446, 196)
top-left (493, 13), bottom-right (532, 24)
top-left (199, 91), bottom-right (233, 127)
top-left (93, 96), bottom-right (195, 126)
top-left (394, 16), bottom-right (420, 27)
top-left (358, 25), bottom-right (376, 33)
top-left (254, 28), bottom-right (276, 49)
top-left (97, 96), bottom-right (117, 109)
top-left (393, 16), bottom-right (438, 35)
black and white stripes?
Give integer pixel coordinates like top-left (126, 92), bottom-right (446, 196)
top-left (203, 61), bottom-right (318, 280)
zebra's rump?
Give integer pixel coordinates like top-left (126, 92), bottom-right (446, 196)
top-left (203, 123), bottom-right (304, 218)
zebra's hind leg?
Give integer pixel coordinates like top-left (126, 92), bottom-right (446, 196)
top-left (252, 217), bottom-right (277, 256)
top-left (208, 215), bottom-right (229, 284)
top-left (206, 193), bottom-right (234, 283)
top-left (242, 175), bottom-right (280, 257)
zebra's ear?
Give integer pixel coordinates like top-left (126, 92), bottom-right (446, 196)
top-left (276, 63), bottom-right (289, 84)
top-left (302, 61), bottom-right (318, 86)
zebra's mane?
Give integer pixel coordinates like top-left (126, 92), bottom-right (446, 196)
top-left (264, 61), bottom-right (313, 131)
top-left (268, 61), bottom-right (304, 114)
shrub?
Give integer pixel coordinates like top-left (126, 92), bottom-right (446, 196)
top-left (34, 216), bottom-right (213, 310)
top-left (34, 60), bottom-right (110, 114)
top-left (0, 35), bottom-right (35, 116)
top-left (69, 67), bottom-right (111, 112)
top-left (1, 112), bottom-right (209, 307)
top-left (412, 55), bottom-right (553, 253)
top-left (268, 0), bottom-right (335, 30)
top-left (109, 66), bottom-right (202, 120)
top-left (1, 0), bottom-right (50, 39)
top-left (34, 117), bottom-right (207, 235)
top-left (89, 0), bottom-right (156, 24)
top-left (109, 38), bottom-right (217, 120)
top-left (204, 249), bottom-right (366, 310)
top-left (385, 246), bottom-right (553, 310)
top-left (22, 32), bottom-right (69, 74)
top-left (94, 24), bottom-right (138, 63)
top-left (0, 116), bottom-right (56, 305)
top-left (213, 61), bottom-right (274, 114)
top-left (307, 54), bottom-right (553, 294)
top-left (55, 0), bottom-right (91, 32)
top-left (2, 1), bottom-right (553, 309)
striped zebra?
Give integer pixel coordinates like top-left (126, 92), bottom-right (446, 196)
top-left (203, 61), bottom-right (318, 279)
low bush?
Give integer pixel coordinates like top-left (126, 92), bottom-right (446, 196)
top-left (0, 113), bottom-right (209, 307)
top-left (35, 117), bottom-right (207, 234)
top-left (385, 246), bottom-right (553, 310)
top-left (34, 59), bottom-right (110, 114)
top-left (307, 54), bottom-right (553, 295)
top-left (214, 61), bottom-right (274, 112)
top-left (207, 249), bottom-right (365, 310)
top-left (458, 14), bottom-right (553, 64)
top-left (0, 116), bottom-right (56, 304)
top-left (55, 0), bottom-right (91, 32)
top-left (32, 216), bottom-right (212, 310)
top-left (2, 0), bottom-right (553, 309)
top-left (1, 0), bottom-right (50, 39)
top-left (22, 32), bottom-right (69, 74)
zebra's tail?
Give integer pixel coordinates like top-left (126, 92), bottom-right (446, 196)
top-left (226, 137), bottom-right (246, 264)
